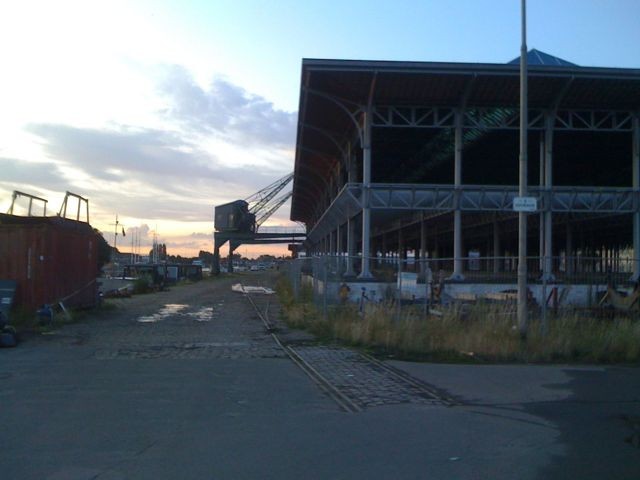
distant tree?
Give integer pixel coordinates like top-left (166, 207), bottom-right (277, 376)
top-left (198, 250), bottom-right (214, 264)
top-left (94, 229), bottom-right (112, 269)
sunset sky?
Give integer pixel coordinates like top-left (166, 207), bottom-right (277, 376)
top-left (1, 0), bottom-right (638, 257)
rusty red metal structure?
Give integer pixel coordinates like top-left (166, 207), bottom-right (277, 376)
top-left (0, 213), bottom-right (99, 312)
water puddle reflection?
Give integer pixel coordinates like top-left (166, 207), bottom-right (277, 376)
top-left (187, 307), bottom-right (214, 322)
top-left (137, 304), bottom-right (188, 323)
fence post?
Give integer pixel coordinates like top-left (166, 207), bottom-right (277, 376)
top-left (359, 287), bottom-right (368, 319)
top-left (396, 258), bottom-right (402, 322)
top-left (292, 260), bottom-right (300, 300)
top-left (541, 260), bottom-right (548, 336)
top-left (424, 261), bottom-right (432, 317)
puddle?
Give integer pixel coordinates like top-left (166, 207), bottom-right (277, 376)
top-left (231, 284), bottom-right (275, 295)
top-left (137, 304), bottom-right (188, 323)
top-left (186, 307), bottom-right (214, 322)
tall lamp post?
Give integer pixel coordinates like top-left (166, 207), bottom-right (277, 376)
top-left (517, 0), bottom-right (529, 338)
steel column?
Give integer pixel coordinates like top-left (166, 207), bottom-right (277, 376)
top-left (539, 133), bottom-right (545, 270)
top-left (329, 229), bottom-right (335, 256)
top-left (420, 216), bottom-right (427, 275)
top-left (359, 107), bottom-right (373, 278)
top-left (398, 228), bottom-right (405, 261)
top-left (228, 243), bottom-right (235, 273)
top-left (566, 222), bottom-right (573, 274)
top-left (345, 217), bottom-right (356, 276)
top-left (543, 112), bottom-right (554, 280)
top-left (451, 109), bottom-right (464, 280)
top-left (347, 142), bottom-right (357, 183)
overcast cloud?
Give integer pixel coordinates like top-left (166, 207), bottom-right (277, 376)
top-left (159, 65), bottom-right (296, 148)
top-left (25, 122), bottom-right (286, 200)
top-left (0, 157), bottom-right (69, 192)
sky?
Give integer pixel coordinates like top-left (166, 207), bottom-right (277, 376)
top-left (0, 0), bottom-right (638, 258)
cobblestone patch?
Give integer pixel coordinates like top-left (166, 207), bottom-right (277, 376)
top-left (95, 343), bottom-right (285, 360)
top-left (45, 278), bottom-right (287, 360)
top-left (290, 346), bottom-right (447, 408)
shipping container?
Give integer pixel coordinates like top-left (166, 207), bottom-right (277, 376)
top-left (0, 213), bottom-right (100, 312)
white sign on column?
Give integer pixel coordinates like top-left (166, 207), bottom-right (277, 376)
top-left (513, 196), bottom-right (538, 212)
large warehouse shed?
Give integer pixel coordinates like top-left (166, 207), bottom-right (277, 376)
top-left (291, 50), bottom-right (640, 284)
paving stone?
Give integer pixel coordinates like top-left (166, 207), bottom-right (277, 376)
top-left (290, 345), bottom-right (446, 408)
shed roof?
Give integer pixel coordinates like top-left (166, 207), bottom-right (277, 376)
top-left (292, 54), bottom-right (640, 223)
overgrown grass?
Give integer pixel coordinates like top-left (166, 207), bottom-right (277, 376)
top-left (276, 275), bottom-right (640, 364)
top-left (133, 274), bottom-right (154, 294)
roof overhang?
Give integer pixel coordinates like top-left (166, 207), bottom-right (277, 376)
top-left (292, 58), bottom-right (640, 224)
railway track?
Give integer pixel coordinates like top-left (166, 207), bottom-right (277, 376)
top-left (242, 283), bottom-right (456, 412)
top-left (244, 289), bottom-right (362, 412)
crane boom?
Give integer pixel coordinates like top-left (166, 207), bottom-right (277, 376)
top-left (245, 173), bottom-right (293, 216)
top-left (255, 191), bottom-right (292, 229)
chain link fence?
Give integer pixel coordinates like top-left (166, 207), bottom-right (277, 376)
top-left (281, 254), bottom-right (639, 322)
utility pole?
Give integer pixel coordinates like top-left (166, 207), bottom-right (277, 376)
top-left (517, 0), bottom-right (529, 338)
top-left (112, 214), bottom-right (119, 252)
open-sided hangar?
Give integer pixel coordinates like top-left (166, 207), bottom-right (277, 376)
top-left (291, 50), bottom-right (640, 283)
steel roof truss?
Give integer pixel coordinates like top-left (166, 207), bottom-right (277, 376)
top-left (371, 105), bottom-right (633, 131)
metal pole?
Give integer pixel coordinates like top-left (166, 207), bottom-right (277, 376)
top-left (451, 110), bottom-right (464, 280)
top-left (517, 0), bottom-right (529, 338)
top-left (359, 107), bottom-right (373, 278)
top-left (543, 113), bottom-right (554, 281)
top-left (539, 132), bottom-right (545, 271)
top-left (114, 214), bottom-right (118, 251)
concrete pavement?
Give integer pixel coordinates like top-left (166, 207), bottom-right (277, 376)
top-left (1, 275), bottom-right (638, 479)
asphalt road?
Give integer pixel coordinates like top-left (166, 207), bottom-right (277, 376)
top-left (1, 273), bottom-right (638, 479)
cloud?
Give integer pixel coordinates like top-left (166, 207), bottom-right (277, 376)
top-left (189, 232), bottom-right (213, 240)
top-left (27, 123), bottom-right (220, 183)
top-left (125, 223), bottom-right (151, 238)
top-left (158, 65), bottom-right (297, 148)
top-left (25, 122), bottom-right (287, 219)
top-left (0, 157), bottom-right (69, 192)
